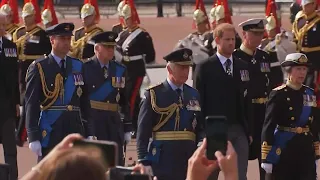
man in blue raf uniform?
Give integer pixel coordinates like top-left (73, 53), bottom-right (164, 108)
top-left (261, 53), bottom-right (320, 179)
top-left (83, 31), bottom-right (132, 166)
top-left (137, 48), bottom-right (204, 180)
top-left (25, 23), bottom-right (95, 161)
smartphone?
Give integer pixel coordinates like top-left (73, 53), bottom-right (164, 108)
top-left (205, 116), bottom-right (228, 160)
top-left (73, 139), bottom-right (118, 168)
top-left (109, 166), bottom-right (145, 180)
top-left (124, 174), bottom-right (150, 180)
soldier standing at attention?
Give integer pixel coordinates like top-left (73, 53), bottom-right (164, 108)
top-left (116, 0), bottom-right (156, 136)
top-left (41, 0), bottom-right (58, 29)
top-left (83, 31), bottom-right (132, 165)
top-left (261, 53), bottom-right (320, 180)
top-left (260, 14), bottom-right (284, 88)
top-left (14, 0), bottom-right (51, 146)
top-left (137, 48), bottom-right (204, 180)
top-left (0, 13), bottom-right (19, 179)
top-left (25, 23), bottom-right (96, 162)
top-left (233, 18), bottom-right (271, 180)
top-left (0, 0), bottom-right (19, 41)
top-left (112, 0), bottom-right (126, 35)
top-left (69, 0), bottom-right (103, 61)
top-left (293, 0), bottom-right (320, 87)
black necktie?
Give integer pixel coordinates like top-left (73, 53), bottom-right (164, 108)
top-left (60, 59), bottom-right (66, 79)
top-left (176, 88), bottom-right (182, 102)
top-left (103, 66), bottom-right (108, 79)
top-left (225, 59), bottom-right (232, 76)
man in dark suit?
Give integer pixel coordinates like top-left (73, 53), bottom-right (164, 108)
top-left (25, 23), bottom-right (96, 162)
top-left (0, 13), bottom-right (19, 179)
top-left (194, 23), bottom-right (252, 180)
top-left (83, 31), bottom-right (132, 165)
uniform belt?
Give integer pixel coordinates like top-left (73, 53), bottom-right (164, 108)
top-left (301, 46), bottom-right (320, 53)
top-left (90, 100), bottom-right (119, 112)
top-left (123, 54), bottom-right (145, 62)
top-left (19, 54), bottom-right (44, 61)
top-left (270, 62), bottom-right (281, 67)
top-left (252, 98), bottom-right (268, 104)
top-left (277, 126), bottom-right (310, 134)
top-left (153, 131), bottom-right (196, 141)
top-left (43, 105), bottom-right (80, 111)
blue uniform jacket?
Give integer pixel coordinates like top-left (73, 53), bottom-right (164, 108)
top-left (25, 54), bottom-right (93, 148)
top-left (136, 80), bottom-right (204, 180)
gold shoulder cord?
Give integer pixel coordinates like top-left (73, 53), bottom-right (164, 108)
top-left (294, 16), bottom-right (320, 51)
top-left (37, 63), bottom-right (64, 110)
top-left (15, 27), bottom-right (41, 60)
top-left (70, 28), bottom-right (103, 60)
top-left (150, 89), bottom-right (183, 131)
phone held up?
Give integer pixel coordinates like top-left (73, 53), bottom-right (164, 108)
top-left (108, 166), bottom-right (151, 180)
top-left (73, 139), bottom-right (118, 169)
top-left (205, 116), bottom-right (228, 160)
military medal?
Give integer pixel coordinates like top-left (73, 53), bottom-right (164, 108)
top-left (116, 91), bottom-right (120, 102)
top-left (240, 70), bottom-right (250, 81)
top-left (73, 74), bottom-right (79, 86)
top-left (79, 74), bottom-right (84, 85)
top-left (152, 148), bottom-right (157, 156)
top-left (251, 58), bottom-right (256, 64)
top-left (192, 117), bottom-right (197, 130)
top-left (186, 99), bottom-right (201, 111)
top-left (77, 86), bottom-right (83, 97)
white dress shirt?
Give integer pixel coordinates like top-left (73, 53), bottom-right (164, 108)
top-left (216, 52), bottom-right (233, 74)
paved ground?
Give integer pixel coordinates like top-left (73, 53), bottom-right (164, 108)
top-left (0, 15), bottom-right (304, 179)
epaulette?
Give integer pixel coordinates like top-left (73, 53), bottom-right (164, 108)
top-left (303, 84), bottom-right (314, 91)
top-left (273, 84), bottom-right (286, 91)
top-left (145, 82), bottom-right (162, 90)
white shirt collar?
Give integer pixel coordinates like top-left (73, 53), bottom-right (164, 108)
top-left (216, 51), bottom-right (233, 65)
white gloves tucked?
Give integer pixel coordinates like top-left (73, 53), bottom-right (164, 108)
top-left (261, 163), bottom-right (273, 174)
top-left (29, 141), bottom-right (42, 156)
top-left (124, 132), bottom-right (132, 144)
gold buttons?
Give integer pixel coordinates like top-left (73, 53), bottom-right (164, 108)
top-left (42, 130), bottom-right (47, 138)
top-left (276, 148), bottom-right (281, 155)
top-left (287, 98), bottom-right (290, 101)
top-left (289, 107), bottom-right (293, 110)
top-left (291, 117), bottom-right (295, 120)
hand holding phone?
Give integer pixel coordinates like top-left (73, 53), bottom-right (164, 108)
top-left (205, 116), bottom-right (228, 160)
top-left (73, 139), bottom-right (118, 168)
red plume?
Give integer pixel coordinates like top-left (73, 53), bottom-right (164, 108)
top-left (124, 0), bottom-right (140, 24)
top-left (0, 0), bottom-right (19, 24)
top-left (265, 0), bottom-right (280, 33)
top-left (43, 0), bottom-right (58, 25)
top-left (23, 0), bottom-right (41, 24)
top-left (220, 0), bottom-right (233, 24)
top-left (84, 0), bottom-right (100, 23)
top-left (192, 0), bottom-right (210, 29)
